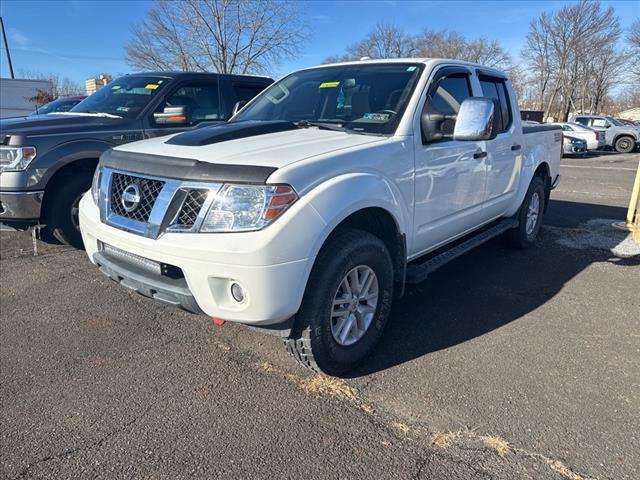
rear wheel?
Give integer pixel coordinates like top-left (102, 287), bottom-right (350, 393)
top-left (505, 175), bottom-right (545, 249)
top-left (45, 174), bottom-right (91, 249)
top-left (284, 228), bottom-right (394, 375)
top-left (614, 136), bottom-right (635, 153)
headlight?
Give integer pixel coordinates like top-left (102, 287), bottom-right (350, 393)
top-left (91, 167), bottom-right (101, 205)
top-left (0, 146), bottom-right (37, 172)
top-left (200, 184), bottom-right (298, 232)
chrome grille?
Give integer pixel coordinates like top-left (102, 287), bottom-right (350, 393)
top-left (110, 173), bottom-right (164, 222)
top-left (176, 189), bottom-right (209, 227)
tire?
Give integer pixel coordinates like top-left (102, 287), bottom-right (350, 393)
top-left (45, 174), bottom-right (92, 249)
top-left (505, 175), bottom-right (545, 249)
top-left (284, 228), bottom-right (394, 375)
top-left (614, 136), bottom-right (635, 154)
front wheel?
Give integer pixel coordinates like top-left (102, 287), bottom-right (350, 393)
top-left (614, 136), bottom-right (635, 154)
top-left (284, 228), bottom-right (394, 375)
top-left (45, 174), bottom-right (91, 249)
top-left (505, 175), bottom-right (545, 249)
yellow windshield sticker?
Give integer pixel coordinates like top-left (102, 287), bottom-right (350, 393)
top-left (145, 84), bottom-right (159, 90)
top-left (111, 85), bottom-right (121, 90)
top-left (319, 81), bottom-right (340, 88)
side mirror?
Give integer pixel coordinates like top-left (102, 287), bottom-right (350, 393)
top-left (604, 123), bottom-right (611, 128)
top-left (453, 97), bottom-right (497, 141)
top-left (153, 106), bottom-right (189, 125)
top-left (232, 100), bottom-right (247, 115)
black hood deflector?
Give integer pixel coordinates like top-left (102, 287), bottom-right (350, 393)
top-left (99, 149), bottom-right (277, 184)
top-left (165, 120), bottom-right (298, 147)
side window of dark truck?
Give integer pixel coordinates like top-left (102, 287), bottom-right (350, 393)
top-left (222, 81), bottom-right (271, 117)
top-left (479, 76), bottom-right (512, 133)
top-left (155, 81), bottom-right (222, 127)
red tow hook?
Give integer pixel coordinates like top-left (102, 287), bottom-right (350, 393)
top-left (212, 317), bottom-right (226, 326)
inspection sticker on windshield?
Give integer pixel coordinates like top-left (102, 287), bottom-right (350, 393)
top-left (319, 81), bottom-right (340, 88)
top-left (363, 113), bottom-right (390, 121)
top-left (406, 66), bottom-right (417, 71)
top-left (145, 84), bottom-right (159, 90)
top-left (111, 85), bottom-right (121, 90)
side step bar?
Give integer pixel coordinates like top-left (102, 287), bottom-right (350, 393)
top-left (405, 218), bottom-right (518, 284)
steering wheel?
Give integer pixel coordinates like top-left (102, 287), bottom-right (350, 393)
top-left (375, 109), bottom-right (397, 116)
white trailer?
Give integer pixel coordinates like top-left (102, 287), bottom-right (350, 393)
top-left (0, 78), bottom-right (53, 118)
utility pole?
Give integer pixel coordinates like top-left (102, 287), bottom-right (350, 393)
top-left (0, 16), bottom-right (16, 79)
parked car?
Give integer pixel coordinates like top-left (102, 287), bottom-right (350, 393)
top-left (552, 122), bottom-right (605, 151)
top-left (30, 96), bottom-right (87, 116)
top-left (570, 114), bottom-right (639, 153)
top-left (616, 118), bottom-right (639, 127)
top-left (0, 72), bottom-right (273, 247)
top-left (79, 59), bottom-right (562, 374)
top-left (562, 134), bottom-right (587, 156)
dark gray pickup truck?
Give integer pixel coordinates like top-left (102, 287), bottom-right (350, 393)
top-left (0, 72), bottom-right (272, 247)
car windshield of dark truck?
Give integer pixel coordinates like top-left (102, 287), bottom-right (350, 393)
top-left (232, 63), bottom-right (424, 135)
top-left (70, 76), bottom-right (168, 119)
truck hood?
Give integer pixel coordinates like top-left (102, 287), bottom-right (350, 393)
top-left (0, 113), bottom-right (124, 138)
top-left (115, 127), bottom-right (387, 169)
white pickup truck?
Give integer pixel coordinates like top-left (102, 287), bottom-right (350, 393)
top-left (79, 59), bottom-right (562, 374)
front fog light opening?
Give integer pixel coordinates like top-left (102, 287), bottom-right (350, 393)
top-left (230, 282), bottom-right (247, 303)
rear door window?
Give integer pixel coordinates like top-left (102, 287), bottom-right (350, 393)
top-left (479, 76), bottom-right (512, 133)
top-left (233, 83), bottom-right (267, 104)
top-left (592, 118), bottom-right (608, 128)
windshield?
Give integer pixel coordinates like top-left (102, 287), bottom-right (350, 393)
top-left (606, 117), bottom-right (623, 126)
top-left (31, 98), bottom-right (83, 116)
top-left (232, 63), bottom-right (424, 135)
top-left (71, 76), bottom-right (168, 119)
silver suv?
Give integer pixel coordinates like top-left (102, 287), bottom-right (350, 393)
top-left (570, 115), bottom-right (639, 153)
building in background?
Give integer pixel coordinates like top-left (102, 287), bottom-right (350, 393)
top-left (85, 74), bottom-right (112, 95)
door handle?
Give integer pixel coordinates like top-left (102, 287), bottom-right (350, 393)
top-left (473, 151), bottom-right (487, 159)
top-left (511, 144), bottom-right (521, 151)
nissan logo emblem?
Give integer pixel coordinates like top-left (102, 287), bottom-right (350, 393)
top-left (121, 183), bottom-right (142, 213)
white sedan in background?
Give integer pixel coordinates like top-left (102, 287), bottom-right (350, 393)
top-left (552, 122), bottom-right (605, 151)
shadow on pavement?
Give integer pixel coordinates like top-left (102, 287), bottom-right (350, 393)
top-left (346, 201), bottom-right (638, 378)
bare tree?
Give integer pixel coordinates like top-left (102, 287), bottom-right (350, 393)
top-left (18, 70), bottom-right (84, 97)
top-left (324, 24), bottom-right (512, 71)
top-left (522, 0), bottom-right (624, 120)
top-left (125, 0), bottom-right (307, 75)
top-left (413, 29), bottom-right (512, 68)
top-left (627, 19), bottom-right (640, 80)
top-left (324, 22), bottom-right (416, 62)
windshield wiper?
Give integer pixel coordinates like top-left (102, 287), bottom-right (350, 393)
top-left (295, 120), bottom-right (347, 132)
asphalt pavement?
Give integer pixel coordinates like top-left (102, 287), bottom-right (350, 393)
top-left (1, 152), bottom-right (638, 479)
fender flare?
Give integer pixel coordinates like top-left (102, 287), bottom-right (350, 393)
top-left (33, 139), bottom-right (112, 188)
top-left (296, 172), bottom-right (410, 294)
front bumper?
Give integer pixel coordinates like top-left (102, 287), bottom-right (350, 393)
top-left (79, 193), bottom-right (323, 325)
top-left (0, 190), bottom-right (43, 220)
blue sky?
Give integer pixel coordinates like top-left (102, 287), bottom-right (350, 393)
top-left (1, 0), bottom-right (638, 84)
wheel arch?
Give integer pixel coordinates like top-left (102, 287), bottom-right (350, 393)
top-left (41, 157), bottom-right (99, 222)
top-left (533, 161), bottom-right (552, 212)
top-left (328, 207), bottom-right (406, 297)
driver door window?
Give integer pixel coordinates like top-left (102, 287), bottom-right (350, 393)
top-left (156, 82), bottom-right (221, 127)
top-left (424, 74), bottom-right (473, 138)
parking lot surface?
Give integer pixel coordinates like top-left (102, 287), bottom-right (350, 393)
top-left (1, 152), bottom-right (639, 479)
